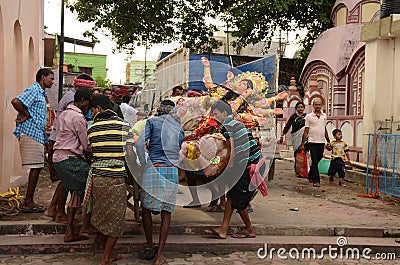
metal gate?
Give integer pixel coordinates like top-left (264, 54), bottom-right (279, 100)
top-left (366, 134), bottom-right (400, 197)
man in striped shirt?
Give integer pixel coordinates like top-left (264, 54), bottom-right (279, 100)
top-left (205, 100), bottom-right (262, 239)
top-left (86, 94), bottom-right (136, 265)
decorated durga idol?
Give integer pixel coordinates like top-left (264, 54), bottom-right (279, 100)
top-left (174, 57), bottom-right (288, 180)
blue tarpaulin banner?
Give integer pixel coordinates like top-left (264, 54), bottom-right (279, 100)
top-left (187, 54), bottom-right (276, 93)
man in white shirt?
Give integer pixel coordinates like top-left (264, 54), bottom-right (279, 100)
top-left (120, 95), bottom-right (139, 127)
top-left (300, 98), bottom-right (330, 187)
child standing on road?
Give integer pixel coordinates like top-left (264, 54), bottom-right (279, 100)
top-left (328, 129), bottom-right (351, 186)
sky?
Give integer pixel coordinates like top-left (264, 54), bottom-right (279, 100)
top-left (44, 0), bottom-right (306, 84)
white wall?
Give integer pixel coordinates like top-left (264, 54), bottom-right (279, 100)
top-left (363, 36), bottom-right (400, 160)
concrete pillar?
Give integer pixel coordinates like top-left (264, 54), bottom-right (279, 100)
top-left (393, 39), bottom-right (400, 122)
top-left (362, 39), bottom-right (393, 161)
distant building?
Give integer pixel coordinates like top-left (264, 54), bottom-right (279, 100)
top-left (212, 28), bottom-right (282, 57)
top-left (135, 81), bottom-right (156, 112)
top-left (126, 60), bottom-right (156, 84)
top-left (0, 0), bottom-right (43, 191)
top-left (45, 33), bottom-right (107, 80)
top-left (62, 52), bottom-right (107, 79)
top-left (44, 33), bottom-right (107, 105)
top-left (45, 33), bottom-right (107, 79)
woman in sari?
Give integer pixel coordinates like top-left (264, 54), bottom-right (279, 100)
top-left (280, 102), bottom-right (306, 177)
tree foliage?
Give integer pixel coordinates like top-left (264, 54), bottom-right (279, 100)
top-left (94, 76), bottom-right (112, 89)
top-left (68, 0), bottom-right (336, 59)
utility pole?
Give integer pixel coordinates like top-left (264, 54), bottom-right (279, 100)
top-left (278, 30), bottom-right (282, 58)
top-left (226, 21), bottom-right (230, 56)
top-left (278, 30), bottom-right (288, 59)
top-left (58, 0), bottom-right (65, 101)
top-left (144, 44), bottom-right (148, 84)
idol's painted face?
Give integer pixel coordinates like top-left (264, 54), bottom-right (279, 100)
top-left (236, 80), bottom-right (249, 94)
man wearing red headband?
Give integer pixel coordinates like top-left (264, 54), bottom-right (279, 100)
top-left (45, 74), bottom-right (96, 227)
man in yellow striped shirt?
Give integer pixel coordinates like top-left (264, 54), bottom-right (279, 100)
top-left (86, 94), bottom-right (136, 265)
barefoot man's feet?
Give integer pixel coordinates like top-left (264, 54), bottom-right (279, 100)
top-left (44, 208), bottom-right (56, 219)
top-left (64, 233), bottom-right (89, 243)
top-left (154, 255), bottom-right (168, 265)
top-left (109, 253), bottom-right (123, 262)
top-left (80, 224), bottom-right (98, 234)
top-left (55, 214), bottom-right (67, 224)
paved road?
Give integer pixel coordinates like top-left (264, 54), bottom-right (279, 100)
top-left (10, 160), bottom-right (400, 231)
top-left (0, 251), bottom-right (399, 265)
top-left (4, 160), bottom-right (400, 264)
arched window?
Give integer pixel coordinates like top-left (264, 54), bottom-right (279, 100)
top-left (326, 121), bottom-right (336, 141)
top-left (362, 3), bottom-right (380, 22)
top-left (28, 37), bottom-right (35, 82)
top-left (356, 121), bottom-right (363, 147)
top-left (14, 20), bottom-right (23, 92)
top-left (315, 68), bottom-right (332, 115)
top-left (317, 79), bottom-right (328, 108)
top-left (347, 51), bottom-right (365, 116)
top-left (336, 6), bottom-right (348, 26)
top-left (340, 122), bottom-right (354, 146)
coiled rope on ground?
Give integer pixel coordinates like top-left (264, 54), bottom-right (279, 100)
top-left (0, 187), bottom-right (24, 217)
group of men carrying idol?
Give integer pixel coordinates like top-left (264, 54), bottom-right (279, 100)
top-left (12, 69), bottom-right (264, 265)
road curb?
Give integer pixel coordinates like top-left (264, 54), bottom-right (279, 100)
top-left (0, 234), bottom-right (399, 256)
top-left (0, 222), bottom-right (397, 238)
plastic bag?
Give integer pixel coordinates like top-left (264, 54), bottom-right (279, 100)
top-left (295, 150), bottom-right (308, 178)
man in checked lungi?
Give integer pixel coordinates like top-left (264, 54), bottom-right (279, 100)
top-left (52, 87), bottom-right (93, 242)
top-left (11, 68), bottom-right (54, 213)
top-left (46, 74), bottom-right (96, 224)
top-left (84, 94), bottom-right (137, 265)
top-left (136, 100), bottom-right (185, 265)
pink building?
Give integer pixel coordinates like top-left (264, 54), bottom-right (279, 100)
top-left (280, 0), bottom-right (380, 162)
top-left (0, 0), bottom-right (43, 191)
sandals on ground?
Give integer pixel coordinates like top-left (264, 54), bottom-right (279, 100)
top-left (138, 245), bottom-right (158, 260)
top-left (206, 205), bottom-right (224, 212)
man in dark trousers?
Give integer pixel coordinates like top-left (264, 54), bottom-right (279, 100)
top-left (300, 98), bottom-right (330, 187)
